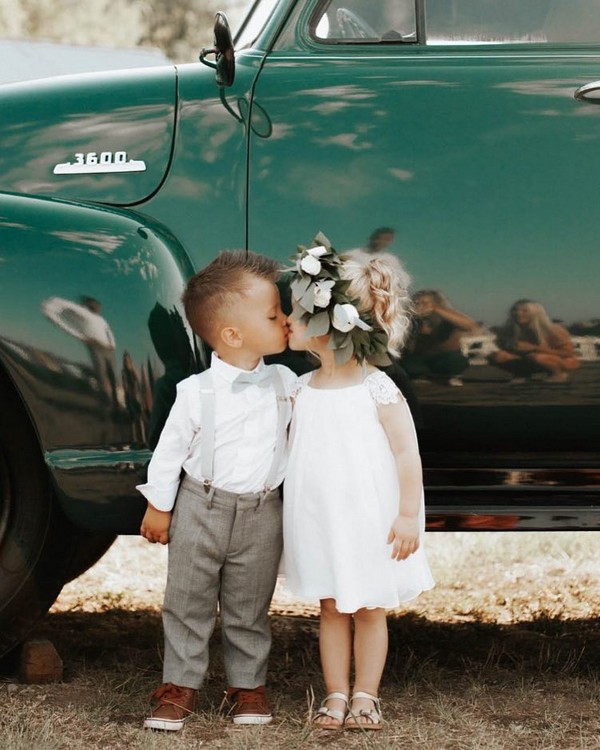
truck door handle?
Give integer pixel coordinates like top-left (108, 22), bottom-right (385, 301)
top-left (574, 81), bottom-right (600, 103)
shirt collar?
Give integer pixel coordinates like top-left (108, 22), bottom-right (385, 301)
top-left (210, 351), bottom-right (266, 387)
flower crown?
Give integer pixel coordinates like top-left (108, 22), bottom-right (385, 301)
top-left (288, 232), bottom-right (391, 366)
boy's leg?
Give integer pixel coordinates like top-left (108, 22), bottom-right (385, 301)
top-left (219, 490), bottom-right (282, 691)
top-left (146, 480), bottom-right (233, 731)
top-left (161, 481), bottom-right (234, 688)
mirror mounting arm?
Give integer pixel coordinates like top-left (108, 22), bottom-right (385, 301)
top-left (199, 48), bottom-right (219, 71)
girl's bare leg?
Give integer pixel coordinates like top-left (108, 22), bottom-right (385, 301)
top-left (490, 350), bottom-right (520, 365)
top-left (348, 607), bottom-right (387, 725)
top-left (315, 598), bottom-right (352, 727)
top-left (529, 353), bottom-right (577, 381)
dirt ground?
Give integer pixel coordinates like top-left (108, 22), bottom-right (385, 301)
top-left (3, 531), bottom-right (600, 749)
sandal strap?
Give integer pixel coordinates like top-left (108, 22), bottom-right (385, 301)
top-left (313, 692), bottom-right (349, 724)
top-left (351, 691), bottom-right (380, 709)
top-left (315, 705), bottom-right (346, 723)
top-left (348, 692), bottom-right (382, 723)
top-left (323, 692), bottom-right (349, 706)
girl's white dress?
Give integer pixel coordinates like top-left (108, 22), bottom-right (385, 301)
top-left (283, 369), bottom-right (434, 613)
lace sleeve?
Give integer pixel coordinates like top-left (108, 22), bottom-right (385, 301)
top-left (365, 370), bottom-right (403, 405)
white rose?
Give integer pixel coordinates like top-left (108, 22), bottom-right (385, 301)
top-left (300, 254), bottom-right (322, 275)
top-left (313, 280), bottom-right (334, 308)
top-left (332, 303), bottom-right (373, 333)
top-left (307, 245), bottom-right (328, 258)
top-left (332, 303), bottom-right (360, 332)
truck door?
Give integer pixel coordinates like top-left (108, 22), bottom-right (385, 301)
top-left (247, 0), bottom-right (600, 468)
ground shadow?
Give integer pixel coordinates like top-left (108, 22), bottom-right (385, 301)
top-left (5, 608), bottom-right (599, 691)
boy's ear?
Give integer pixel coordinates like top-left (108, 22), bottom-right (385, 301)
top-left (220, 326), bottom-right (243, 349)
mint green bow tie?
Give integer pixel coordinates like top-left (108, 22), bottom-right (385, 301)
top-left (231, 369), bottom-right (272, 393)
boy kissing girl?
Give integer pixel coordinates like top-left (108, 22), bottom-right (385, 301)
top-left (137, 250), bottom-right (296, 731)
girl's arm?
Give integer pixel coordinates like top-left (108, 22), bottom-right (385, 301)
top-left (517, 325), bottom-right (575, 357)
top-left (378, 398), bottom-right (423, 561)
top-left (546, 325), bottom-right (576, 358)
top-left (431, 305), bottom-right (478, 332)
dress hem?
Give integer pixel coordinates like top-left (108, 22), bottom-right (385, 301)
top-left (282, 581), bottom-right (435, 613)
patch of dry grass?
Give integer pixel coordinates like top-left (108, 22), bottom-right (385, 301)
top-left (2, 532), bottom-right (600, 749)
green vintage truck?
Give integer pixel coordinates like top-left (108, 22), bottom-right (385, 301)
top-left (1, 0), bottom-right (599, 654)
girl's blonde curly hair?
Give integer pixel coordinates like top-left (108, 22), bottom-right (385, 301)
top-left (340, 250), bottom-right (412, 357)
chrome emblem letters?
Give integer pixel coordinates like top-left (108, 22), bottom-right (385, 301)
top-left (53, 151), bottom-right (147, 175)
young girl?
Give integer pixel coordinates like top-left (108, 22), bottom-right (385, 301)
top-left (283, 236), bottom-right (434, 731)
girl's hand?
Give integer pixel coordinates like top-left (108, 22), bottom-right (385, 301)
top-left (414, 298), bottom-right (435, 316)
top-left (140, 504), bottom-right (172, 544)
top-left (387, 514), bottom-right (420, 561)
top-left (515, 341), bottom-right (536, 352)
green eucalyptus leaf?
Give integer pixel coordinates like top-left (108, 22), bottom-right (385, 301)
top-left (291, 275), bottom-right (311, 298)
top-left (333, 342), bottom-right (354, 365)
top-left (329, 331), bottom-right (349, 349)
top-left (368, 351), bottom-right (392, 366)
top-left (312, 231), bottom-right (331, 249)
top-left (299, 284), bottom-right (316, 313)
top-left (305, 311), bottom-right (331, 337)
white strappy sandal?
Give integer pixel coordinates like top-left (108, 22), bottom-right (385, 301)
top-left (345, 691), bottom-right (383, 731)
top-left (312, 692), bottom-right (349, 730)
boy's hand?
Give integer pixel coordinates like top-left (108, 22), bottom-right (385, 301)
top-left (387, 514), bottom-right (420, 561)
top-left (140, 504), bottom-right (172, 544)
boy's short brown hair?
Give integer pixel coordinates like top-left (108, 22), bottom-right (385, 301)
top-left (182, 250), bottom-right (280, 346)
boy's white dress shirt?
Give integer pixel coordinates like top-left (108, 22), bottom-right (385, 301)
top-left (136, 353), bottom-right (297, 511)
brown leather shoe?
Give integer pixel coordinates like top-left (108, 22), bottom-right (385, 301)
top-left (143, 682), bottom-right (196, 731)
top-left (223, 685), bottom-right (273, 725)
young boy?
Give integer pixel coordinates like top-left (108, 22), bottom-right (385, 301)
top-left (137, 250), bottom-right (296, 731)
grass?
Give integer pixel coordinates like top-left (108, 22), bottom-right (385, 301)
top-left (1, 532), bottom-right (600, 749)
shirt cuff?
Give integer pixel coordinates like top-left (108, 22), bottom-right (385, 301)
top-left (135, 482), bottom-right (179, 512)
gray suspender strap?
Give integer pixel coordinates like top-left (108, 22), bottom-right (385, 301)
top-left (198, 366), bottom-right (288, 492)
top-left (198, 371), bottom-right (216, 487)
top-left (263, 367), bottom-right (287, 492)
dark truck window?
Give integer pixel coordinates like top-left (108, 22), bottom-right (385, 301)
top-left (312, 0), bottom-right (600, 46)
top-left (426, 0), bottom-right (600, 45)
top-left (313, 0), bottom-right (417, 43)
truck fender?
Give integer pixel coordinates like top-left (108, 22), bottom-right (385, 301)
top-left (0, 191), bottom-right (197, 531)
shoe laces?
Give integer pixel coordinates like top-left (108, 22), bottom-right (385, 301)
top-left (229, 687), bottom-right (267, 712)
top-left (152, 683), bottom-right (190, 706)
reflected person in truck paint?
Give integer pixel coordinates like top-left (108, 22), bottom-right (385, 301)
top-left (41, 295), bottom-right (118, 406)
top-left (490, 299), bottom-right (580, 385)
top-left (365, 227), bottom-right (396, 255)
top-left (121, 351), bottom-right (148, 446)
top-left (402, 290), bottom-right (478, 387)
